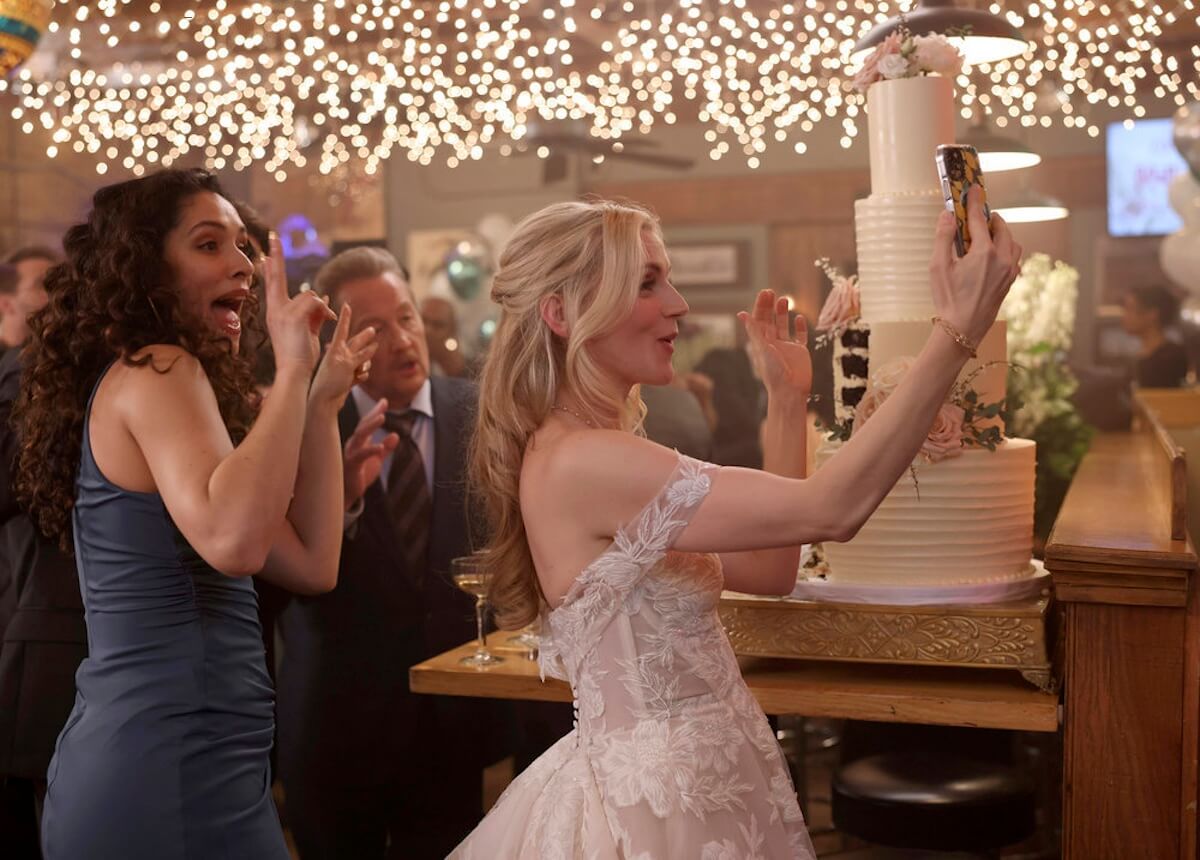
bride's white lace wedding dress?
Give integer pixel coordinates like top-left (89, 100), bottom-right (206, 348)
top-left (450, 454), bottom-right (816, 859)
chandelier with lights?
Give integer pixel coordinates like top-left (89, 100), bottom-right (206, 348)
top-left (2, 0), bottom-right (1197, 180)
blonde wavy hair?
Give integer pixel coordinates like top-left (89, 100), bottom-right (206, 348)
top-left (470, 198), bottom-right (662, 629)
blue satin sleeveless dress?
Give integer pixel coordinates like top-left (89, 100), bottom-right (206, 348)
top-left (41, 368), bottom-right (288, 860)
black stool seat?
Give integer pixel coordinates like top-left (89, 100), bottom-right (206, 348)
top-left (833, 751), bottom-right (1036, 853)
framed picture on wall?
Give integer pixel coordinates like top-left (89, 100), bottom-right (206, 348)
top-left (668, 240), bottom-right (750, 291)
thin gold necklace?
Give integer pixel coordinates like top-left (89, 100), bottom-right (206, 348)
top-left (550, 404), bottom-right (597, 428)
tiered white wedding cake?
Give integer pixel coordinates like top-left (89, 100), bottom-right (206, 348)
top-left (815, 73), bottom-right (1037, 592)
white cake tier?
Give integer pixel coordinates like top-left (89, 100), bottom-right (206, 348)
top-left (817, 438), bottom-right (1035, 586)
top-left (867, 76), bottom-right (955, 195)
top-left (855, 191), bottom-right (945, 322)
top-left (870, 319), bottom-right (1008, 408)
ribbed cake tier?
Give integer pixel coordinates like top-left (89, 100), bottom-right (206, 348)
top-left (871, 320), bottom-right (1008, 407)
top-left (855, 191), bottom-right (946, 322)
top-left (817, 438), bottom-right (1036, 586)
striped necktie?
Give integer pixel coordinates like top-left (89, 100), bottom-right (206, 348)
top-left (383, 410), bottom-right (431, 582)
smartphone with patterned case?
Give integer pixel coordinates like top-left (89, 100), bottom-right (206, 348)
top-left (935, 144), bottom-right (991, 257)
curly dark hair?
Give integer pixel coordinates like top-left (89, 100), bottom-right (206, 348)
top-left (13, 168), bottom-right (263, 552)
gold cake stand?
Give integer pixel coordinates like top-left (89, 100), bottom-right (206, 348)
top-left (719, 588), bottom-right (1058, 694)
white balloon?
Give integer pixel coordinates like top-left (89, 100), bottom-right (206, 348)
top-left (1168, 172), bottom-right (1200, 229)
top-left (475, 213), bottom-right (515, 261)
top-left (1160, 230), bottom-right (1200, 295)
top-left (427, 270), bottom-right (455, 301)
top-left (1175, 102), bottom-right (1200, 181)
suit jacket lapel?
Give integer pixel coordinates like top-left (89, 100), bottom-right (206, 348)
top-left (430, 378), bottom-right (456, 529)
top-left (337, 396), bottom-right (361, 443)
top-left (339, 394), bottom-right (411, 580)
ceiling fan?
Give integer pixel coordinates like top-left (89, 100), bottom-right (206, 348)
top-left (515, 120), bottom-right (695, 184)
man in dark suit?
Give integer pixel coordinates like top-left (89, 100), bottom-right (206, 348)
top-left (277, 247), bottom-right (493, 859)
top-left (0, 247), bottom-right (86, 859)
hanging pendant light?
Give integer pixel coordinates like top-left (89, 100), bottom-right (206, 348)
top-left (993, 189), bottom-right (1069, 223)
top-left (960, 121), bottom-right (1042, 173)
top-left (853, 0), bottom-right (1028, 66)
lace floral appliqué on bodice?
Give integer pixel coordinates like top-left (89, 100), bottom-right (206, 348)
top-left (452, 454), bottom-right (815, 859)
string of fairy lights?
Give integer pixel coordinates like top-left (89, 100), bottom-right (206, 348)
top-left (2, 0), bottom-right (1197, 179)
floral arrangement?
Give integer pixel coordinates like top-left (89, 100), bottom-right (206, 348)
top-left (814, 258), bottom-right (861, 342)
top-left (851, 28), bottom-right (965, 93)
top-left (850, 356), bottom-right (1014, 466)
top-left (1000, 254), bottom-right (1094, 544)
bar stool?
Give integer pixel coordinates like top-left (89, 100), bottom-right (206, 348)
top-left (832, 749), bottom-right (1037, 857)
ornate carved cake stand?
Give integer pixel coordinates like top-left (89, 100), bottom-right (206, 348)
top-left (719, 567), bottom-right (1057, 693)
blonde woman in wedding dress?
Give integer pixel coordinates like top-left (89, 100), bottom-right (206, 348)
top-left (455, 189), bottom-right (1020, 859)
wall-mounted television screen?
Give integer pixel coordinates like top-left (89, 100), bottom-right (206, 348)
top-left (1107, 118), bottom-right (1188, 237)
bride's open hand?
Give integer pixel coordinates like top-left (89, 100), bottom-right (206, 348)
top-left (738, 289), bottom-right (811, 402)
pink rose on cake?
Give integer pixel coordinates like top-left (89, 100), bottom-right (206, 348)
top-left (851, 32), bottom-right (902, 93)
top-left (817, 278), bottom-right (861, 332)
top-left (815, 259), bottom-right (861, 333)
top-left (850, 357), bottom-right (966, 463)
top-left (921, 402), bottom-right (966, 463)
top-left (850, 28), bottom-right (964, 92)
top-left (911, 34), bottom-right (964, 79)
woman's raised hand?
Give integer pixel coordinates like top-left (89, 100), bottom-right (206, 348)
top-left (737, 289), bottom-right (811, 400)
top-left (310, 304), bottom-right (378, 408)
top-left (263, 232), bottom-right (337, 373)
top-left (930, 186), bottom-right (1024, 347)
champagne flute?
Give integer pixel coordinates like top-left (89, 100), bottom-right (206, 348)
top-left (507, 621), bottom-right (540, 657)
top-left (452, 554), bottom-right (504, 668)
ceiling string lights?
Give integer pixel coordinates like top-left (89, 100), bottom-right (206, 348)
top-left (1, 0), bottom-right (1196, 179)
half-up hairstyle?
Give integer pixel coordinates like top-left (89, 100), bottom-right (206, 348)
top-left (14, 168), bottom-right (262, 552)
top-left (470, 198), bottom-right (662, 629)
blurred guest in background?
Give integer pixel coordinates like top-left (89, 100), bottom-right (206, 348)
top-left (0, 247), bottom-right (55, 351)
top-left (235, 203), bottom-right (277, 390)
top-left (1122, 283), bottom-right (1190, 388)
top-left (0, 245), bottom-right (77, 860)
top-left (640, 373), bottom-right (715, 460)
top-left (696, 345), bottom-right (766, 467)
top-left (421, 294), bottom-right (472, 378)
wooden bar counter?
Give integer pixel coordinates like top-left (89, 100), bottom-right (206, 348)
top-left (411, 643), bottom-right (1059, 731)
top-left (1045, 429), bottom-right (1199, 860)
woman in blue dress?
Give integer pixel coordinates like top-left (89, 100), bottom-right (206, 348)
top-left (12, 168), bottom-right (379, 859)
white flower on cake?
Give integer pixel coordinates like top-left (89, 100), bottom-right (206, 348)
top-left (850, 27), bottom-right (964, 93)
top-left (911, 34), bottom-right (965, 79)
top-left (851, 32), bottom-right (902, 93)
top-left (878, 54), bottom-right (909, 79)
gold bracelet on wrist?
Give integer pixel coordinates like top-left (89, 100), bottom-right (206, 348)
top-left (931, 316), bottom-right (978, 359)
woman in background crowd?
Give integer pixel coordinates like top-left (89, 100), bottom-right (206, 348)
top-left (1121, 283), bottom-right (1191, 388)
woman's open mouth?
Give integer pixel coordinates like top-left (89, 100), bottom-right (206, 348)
top-left (210, 289), bottom-right (248, 337)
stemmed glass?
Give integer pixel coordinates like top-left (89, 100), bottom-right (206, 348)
top-left (507, 622), bottom-right (540, 657)
top-left (452, 553), bottom-right (504, 669)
